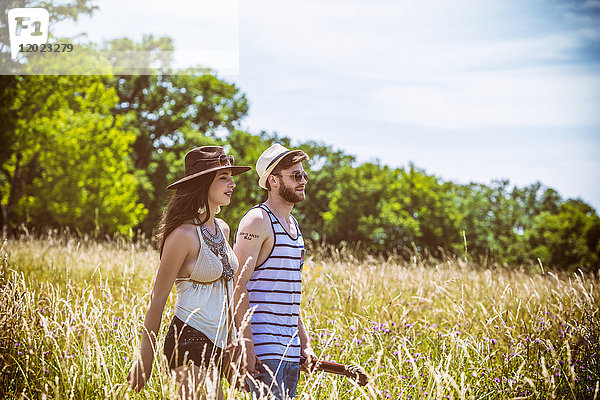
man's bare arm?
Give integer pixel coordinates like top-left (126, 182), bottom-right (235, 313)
top-left (298, 314), bottom-right (316, 371)
top-left (233, 208), bottom-right (271, 374)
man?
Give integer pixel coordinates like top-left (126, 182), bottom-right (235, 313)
top-left (233, 143), bottom-right (315, 399)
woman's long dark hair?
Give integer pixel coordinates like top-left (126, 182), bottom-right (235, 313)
top-left (157, 171), bottom-right (217, 257)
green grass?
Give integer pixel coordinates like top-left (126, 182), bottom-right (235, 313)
top-left (1, 233), bottom-right (599, 399)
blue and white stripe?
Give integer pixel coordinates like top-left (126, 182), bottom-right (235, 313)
top-left (246, 204), bottom-right (305, 362)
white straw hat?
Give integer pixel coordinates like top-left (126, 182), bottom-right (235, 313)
top-left (256, 144), bottom-right (307, 190)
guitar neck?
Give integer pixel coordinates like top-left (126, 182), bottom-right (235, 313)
top-left (303, 357), bottom-right (347, 375)
top-left (300, 356), bottom-right (368, 386)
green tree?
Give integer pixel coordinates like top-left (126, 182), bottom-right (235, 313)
top-left (527, 200), bottom-right (600, 270)
top-left (450, 180), bottom-right (523, 264)
top-left (1, 75), bottom-right (146, 235)
top-left (105, 61), bottom-right (250, 233)
top-left (322, 162), bottom-right (397, 250)
top-left (450, 180), bottom-right (564, 265)
top-left (293, 141), bottom-right (355, 242)
top-left (322, 163), bottom-right (461, 256)
top-left (448, 182), bottom-right (497, 262)
top-left (397, 165), bottom-right (463, 256)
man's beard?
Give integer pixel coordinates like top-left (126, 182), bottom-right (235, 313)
top-left (279, 180), bottom-right (305, 203)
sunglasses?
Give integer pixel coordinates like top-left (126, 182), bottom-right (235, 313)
top-left (275, 171), bottom-right (309, 182)
top-left (217, 154), bottom-right (235, 166)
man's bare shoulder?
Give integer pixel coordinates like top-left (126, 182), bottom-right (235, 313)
top-left (241, 207), bottom-right (269, 222)
top-left (237, 207), bottom-right (271, 239)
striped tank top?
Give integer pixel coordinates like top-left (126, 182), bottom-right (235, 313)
top-left (246, 204), bottom-right (305, 362)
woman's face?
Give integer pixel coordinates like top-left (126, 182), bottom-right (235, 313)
top-left (207, 169), bottom-right (235, 209)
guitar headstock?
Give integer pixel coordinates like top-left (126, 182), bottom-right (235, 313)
top-left (346, 365), bottom-right (369, 386)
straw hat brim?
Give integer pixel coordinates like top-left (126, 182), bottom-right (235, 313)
top-left (167, 165), bottom-right (251, 190)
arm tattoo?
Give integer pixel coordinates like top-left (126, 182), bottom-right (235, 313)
top-left (238, 231), bottom-right (259, 241)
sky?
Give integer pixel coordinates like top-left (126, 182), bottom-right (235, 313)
top-left (49, 0), bottom-right (600, 211)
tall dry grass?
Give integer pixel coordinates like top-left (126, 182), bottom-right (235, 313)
top-left (1, 232), bottom-right (598, 399)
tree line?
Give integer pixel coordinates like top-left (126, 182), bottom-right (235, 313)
top-left (1, 73), bottom-right (599, 271)
top-left (1, 1), bottom-right (598, 271)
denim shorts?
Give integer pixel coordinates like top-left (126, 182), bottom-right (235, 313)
top-left (247, 359), bottom-right (300, 400)
top-left (163, 316), bottom-right (222, 370)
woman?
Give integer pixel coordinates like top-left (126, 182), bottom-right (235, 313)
top-left (128, 146), bottom-right (251, 399)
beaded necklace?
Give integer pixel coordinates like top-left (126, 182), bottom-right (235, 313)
top-left (200, 222), bottom-right (234, 281)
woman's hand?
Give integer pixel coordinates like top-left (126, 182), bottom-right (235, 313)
top-left (127, 357), bottom-right (152, 392)
top-left (244, 347), bottom-right (261, 376)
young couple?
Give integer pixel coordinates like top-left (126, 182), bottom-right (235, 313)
top-left (128, 144), bottom-right (315, 400)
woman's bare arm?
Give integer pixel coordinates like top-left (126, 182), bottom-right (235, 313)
top-left (128, 226), bottom-right (195, 391)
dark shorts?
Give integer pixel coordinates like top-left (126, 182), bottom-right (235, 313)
top-left (163, 316), bottom-right (222, 370)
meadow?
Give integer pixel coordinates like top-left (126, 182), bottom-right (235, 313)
top-left (1, 232), bottom-right (599, 399)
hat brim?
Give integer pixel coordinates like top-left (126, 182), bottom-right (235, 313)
top-left (167, 165), bottom-right (252, 190)
top-left (258, 149), bottom-right (306, 190)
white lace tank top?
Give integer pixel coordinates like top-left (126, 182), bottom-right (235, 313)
top-left (173, 219), bottom-right (239, 349)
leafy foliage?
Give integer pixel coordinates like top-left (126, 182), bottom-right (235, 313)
top-left (321, 162), bottom-right (462, 256)
top-left (527, 200), bottom-right (600, 270)
top-left (1, 75), bottom-right (146, 235)
top-left (104, 50), bottom-right (250, 232)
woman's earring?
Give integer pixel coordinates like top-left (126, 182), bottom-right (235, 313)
top-left (215, 206), bottom-right (221, 215)
top-left (197, 205), bottom-right (206, 215)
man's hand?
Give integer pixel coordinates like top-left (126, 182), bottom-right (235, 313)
top-left (300, 346), bottom-right (317, 373)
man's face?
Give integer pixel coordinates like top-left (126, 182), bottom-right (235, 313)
top-left (275, 163), bottom-right (307, 203)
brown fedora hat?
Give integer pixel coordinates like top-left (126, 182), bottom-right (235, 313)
top-left (167, 146), bottom-right (251, 190)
